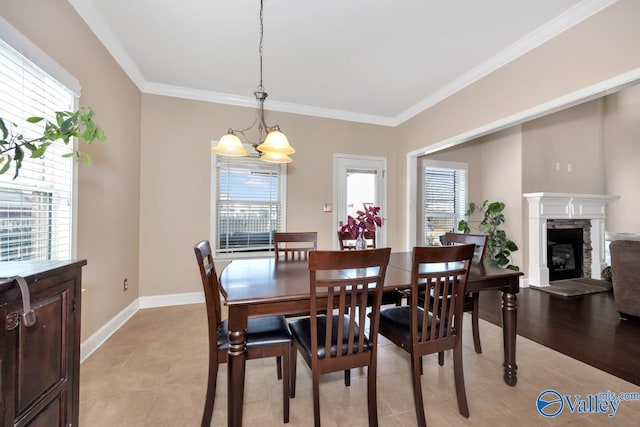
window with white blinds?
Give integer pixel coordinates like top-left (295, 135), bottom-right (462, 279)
top-left (0, 38), bottom-right (76, 262)
top-left (214, 155), bottom-right (285, 255)
top-left (421, 159), bottom-right (467, 246)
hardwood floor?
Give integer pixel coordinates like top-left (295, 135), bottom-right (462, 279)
top-left (478, 286), bottom-right (640, 386)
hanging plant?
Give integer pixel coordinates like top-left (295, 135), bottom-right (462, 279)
top-left (0, 106), bottom-right (106, 179)
top-left (458, 200), bottom-right (519, 271)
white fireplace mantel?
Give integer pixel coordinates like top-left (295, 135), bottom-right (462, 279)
top-left (523, 192), bottom-right (619, 286)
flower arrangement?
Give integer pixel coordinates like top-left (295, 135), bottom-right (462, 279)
top-left (340, 204), bottom-right (383, 238)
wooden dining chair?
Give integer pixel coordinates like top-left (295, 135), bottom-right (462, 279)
top-left (378, 244), bottom-right (475, 427)
top-left (288, 248), bottom-right (391, 427)
top-left (440, 232), bottom-right (488, 355)
top-left (194, 240), bottom-right (296, 426)
top-left (274, 231), bottom-right (318, 262)
top-left (337, 230), bottom-right (376, 250)
top-left (337, 231), bottom-right (401, 307)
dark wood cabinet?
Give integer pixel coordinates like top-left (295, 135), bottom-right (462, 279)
top-left (1, 260), bottom-right (85, 427)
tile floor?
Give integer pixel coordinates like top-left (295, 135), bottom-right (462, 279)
top-left (79, 304), bottom-right (640, 426)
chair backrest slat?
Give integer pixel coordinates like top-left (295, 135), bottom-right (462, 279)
top-left (410, 245), bottom-right (475, 346)
top-left (309, 248), bottom-right (391, 360)
top-left (274, 232), bottom-right (317, 262)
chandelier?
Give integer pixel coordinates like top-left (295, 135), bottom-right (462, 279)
top-left (211, 0), bottom-right (295, 163)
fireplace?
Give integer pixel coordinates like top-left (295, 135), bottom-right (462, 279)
top-left (547, 227), bottom-right (583, 281)
top-left (523, 192), bottom-right (618, 287)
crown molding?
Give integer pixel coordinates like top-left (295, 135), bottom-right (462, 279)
top-left (393, 0), bottom-right (619, 125)
top-left (71, 0), bottom-right (618, 127)
top-left (143, 81), bottom-right (397, 126)
top-left (69, 0), bottom-right (147, 89)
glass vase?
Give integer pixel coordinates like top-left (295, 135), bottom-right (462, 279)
top-left (355, 230), bottom-right (367, 250)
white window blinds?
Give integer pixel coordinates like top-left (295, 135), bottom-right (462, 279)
top-left (0, 38), bottom-right (76, 261)
top-left (421, 160), bottom-right (467, 246)
top-left (215, 155), bottom-right (284, 255)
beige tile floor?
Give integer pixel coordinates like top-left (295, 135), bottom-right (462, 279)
top-left (80, 304), bottom-right (640, 426)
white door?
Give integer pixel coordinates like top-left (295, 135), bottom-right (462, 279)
top-left (334, 154), bottom-right (387, 248)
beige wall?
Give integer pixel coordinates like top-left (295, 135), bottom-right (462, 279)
top-left (522, 99), bottom-right (605, 194)
top-left (478, 128), bottom-right (524, 270)
top-left (1, 0), bottom-right (142, 340)
top-left (603, 84), bottom-right (640, 232)
top-left (139, 94), bottom-right (399, 296)
top-left (420, 81), bottom-right (640, 278)
top-left (396, 0), bottom-right (640, 250)
top-left (424, 128), bottom-right (524, 270)
top-left (3, 0), bottom-right (640, 339)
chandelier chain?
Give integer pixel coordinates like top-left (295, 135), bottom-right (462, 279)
top-left (258, 0), bottom-right (264, 92)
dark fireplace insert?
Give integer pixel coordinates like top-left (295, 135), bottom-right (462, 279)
top-left (547, 228), bottom-right (583, 281)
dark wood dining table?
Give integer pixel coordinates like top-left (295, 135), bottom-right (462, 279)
top-left (219, 252), bottom-right (522, 427)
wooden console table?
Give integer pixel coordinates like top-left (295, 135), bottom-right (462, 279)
top-left (1, 260), bottom-right (86, 426)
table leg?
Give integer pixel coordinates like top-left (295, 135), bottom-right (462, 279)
top-left (501, 291), bottom-right (518, 386)
top-left (227, 306), bottom-right (248, 427)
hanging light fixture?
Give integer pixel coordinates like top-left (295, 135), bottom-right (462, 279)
top-left (211, 0), bottom-right (295, 163)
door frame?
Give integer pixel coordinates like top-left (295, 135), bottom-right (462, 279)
top-left (333, 153), bottom-right (387, 249)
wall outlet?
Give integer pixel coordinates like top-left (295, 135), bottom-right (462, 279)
top-left (123, 278), bottom-right (129, 292)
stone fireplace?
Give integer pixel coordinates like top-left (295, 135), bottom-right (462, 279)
top-left (523, 193), bottom-right (618, 287)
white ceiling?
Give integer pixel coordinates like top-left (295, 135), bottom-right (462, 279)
top-left (69, 0), bottom-right (615, 126)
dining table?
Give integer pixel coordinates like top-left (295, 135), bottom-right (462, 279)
top-left (218, 251), bottom-right (522, 427)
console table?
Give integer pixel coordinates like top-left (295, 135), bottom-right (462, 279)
top-left (1, 260), bottom-right (86, 426)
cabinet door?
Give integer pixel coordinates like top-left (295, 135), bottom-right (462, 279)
top-left (3, 277), bottom-right (76, 426)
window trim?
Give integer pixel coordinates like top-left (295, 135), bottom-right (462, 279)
top-left (210, 143), bottom-right (287, 259)
top-left (1, 20), bottom-right (81, 260)
top-left (0, 17), bottom-right (81, 96)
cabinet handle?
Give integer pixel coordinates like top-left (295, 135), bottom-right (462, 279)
top-left (8, 276), bottom-right (37, 328)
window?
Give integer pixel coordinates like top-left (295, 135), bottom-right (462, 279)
top-left (420, 159), bottom-right (467, 246)
top-left (0, 36), bottom-right (77, 261)
top-left (213, 154), bottom-right (285, 256)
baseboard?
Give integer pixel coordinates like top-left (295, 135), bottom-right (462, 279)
top-left (80, 291), bottom-right (205, 363)
top-left (80, 299), bottom-right (139, 362)
top-left (138, 291), bottom-right (204, 308)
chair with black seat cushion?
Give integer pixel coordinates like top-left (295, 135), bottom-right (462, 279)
top-left (194, 240), bottom-right (295, 426)
top-left (337, 230), bottom-right (376, 250)
top-left (274, 231), bottom-right (318, 262)
top-left (289, 248), bottom-right (391, 427)
top-left (439, 232), bottom-right (488, 355)
top-left (379, 244), bottom-right (475, 427)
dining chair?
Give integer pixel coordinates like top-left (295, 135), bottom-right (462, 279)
top-left (441, 232), bottom-right (488, 354)
top-left (288, 248), bottom-right (391, 427)
top-left (337, 230), bottom-right (402, 308)
top-left (337, 230), bottom-right (376, 250)
top-left (194, 240), bottom-right (296, 426)
top-left (378, 244), bottom-right (475, 426)
top-left (274, 231), bottom-right (318, 262)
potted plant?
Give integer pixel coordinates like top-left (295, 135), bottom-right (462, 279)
top-left (340, 204), bottom-right (382, 249)
top-left (458, 200), bottom-right (519, 271)
top-left (0, 106), bottom-right (106, 179)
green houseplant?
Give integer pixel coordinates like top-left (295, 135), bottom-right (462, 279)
top-left (457, 200), bottom-right (519, 271)
top-left (0, 106), bottom-right (106, 179)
